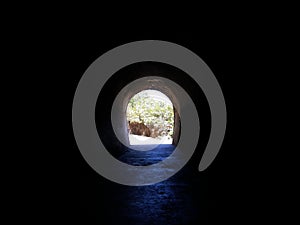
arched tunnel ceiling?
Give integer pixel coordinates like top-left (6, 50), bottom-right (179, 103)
top-left (95, 61), bottom-right (211, 161)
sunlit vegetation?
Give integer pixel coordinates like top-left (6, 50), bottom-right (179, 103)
top-left (127, 91), bottom-right (174, 138)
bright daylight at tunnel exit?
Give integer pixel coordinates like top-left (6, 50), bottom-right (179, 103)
top-left (126, 90), bottom-right (175, 145)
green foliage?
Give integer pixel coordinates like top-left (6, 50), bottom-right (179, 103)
top-left (127, 91), bottom-right (174, 137)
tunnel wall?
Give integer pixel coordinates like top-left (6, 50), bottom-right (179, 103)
top-left (96, 61), bottom-right (210, 158)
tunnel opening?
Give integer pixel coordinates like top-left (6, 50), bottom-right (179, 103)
top-left (126, 89), bottom-right (175, 145)
top-left (97, 61), bottom-right (207, 158)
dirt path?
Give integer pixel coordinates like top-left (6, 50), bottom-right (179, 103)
top-left (129, 134), bottom-right (172, 145)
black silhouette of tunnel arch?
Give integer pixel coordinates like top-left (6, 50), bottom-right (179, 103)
top-left (95, 61), bottom-right (211, 163)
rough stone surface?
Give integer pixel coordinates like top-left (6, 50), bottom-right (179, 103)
top-left (80, 145), bottom-right (211, 225)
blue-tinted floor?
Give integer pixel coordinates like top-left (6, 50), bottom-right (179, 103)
top-left (80, 144), bottom-right (212, 225)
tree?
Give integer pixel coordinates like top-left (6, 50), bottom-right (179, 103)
top-left (127, 91), bottom-right (174, 138)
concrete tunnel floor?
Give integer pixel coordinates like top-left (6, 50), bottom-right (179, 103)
top-left (80, 144), bottom-right (211, 225)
